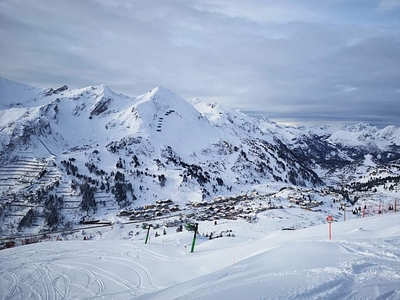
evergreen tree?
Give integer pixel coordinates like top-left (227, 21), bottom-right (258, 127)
top-left (158, 174), bottom-right (167, 187)
top-left (43, 195), bottom-right (63, 228)
top-left (18, 209), bottom-right (36, 229)
top-left (80, 182), bottom-right (97, 213)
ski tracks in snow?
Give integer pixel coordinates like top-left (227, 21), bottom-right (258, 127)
top-left (335, 238), bottom-right (400, 300)
top-left (172, 238), bottom-right (400, 300)
top-left (0, 245), bottom-right (162, 300)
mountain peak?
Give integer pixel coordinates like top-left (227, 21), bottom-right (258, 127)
top-left (0, 77), bottom-right (41, 108)
top-left (152, 85), bottom-right (170, 93)
top-left (135, 86), bottom-right (191, 112)
top-left (146, 86), bottom-right (178, 99)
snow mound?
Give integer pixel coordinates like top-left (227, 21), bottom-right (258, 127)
top-left (2, 214), bottom-right (400, 299)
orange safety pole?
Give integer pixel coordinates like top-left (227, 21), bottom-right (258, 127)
top-left (328, 222), bottom-right (332, 240)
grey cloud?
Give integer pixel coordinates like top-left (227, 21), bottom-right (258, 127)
top-left (378, 0), bottom-right (400, 11)
top-left (0, 0), bottom-right (399, 127)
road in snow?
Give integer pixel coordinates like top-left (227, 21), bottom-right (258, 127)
top-left (1, 213), bottom-right (400, 299)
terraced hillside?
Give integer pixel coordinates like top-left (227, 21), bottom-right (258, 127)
top-left (0, 156), bottom-right (61, 234)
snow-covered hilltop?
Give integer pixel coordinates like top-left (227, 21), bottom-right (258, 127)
top-left (0, 78), bottom-right (399, 238)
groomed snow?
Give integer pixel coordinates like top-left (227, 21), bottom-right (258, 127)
top-left (1, 213), bottom-right (400, 299)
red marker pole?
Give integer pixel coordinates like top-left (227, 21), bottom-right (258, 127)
top-left (326, 216), bottom-right (334, 240)
top-left (329, 223), bottom-right (332, 240)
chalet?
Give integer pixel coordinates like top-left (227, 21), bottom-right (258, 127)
top-left (164, 220), bottom-right (180, 227)
top-left (193, 201), bottom-right (208, 207)
top-left (158, 199), bottom-right (173, 204)
top-left (118, 210), bottom-right (131, 217)
top-left (161, 208), bottom-right (170, 214)
top-left (144, 204), bottom-right (156, 209)
top-left (170, 206), bottom-right (180, 212)
top-left (213, 196), bottom-right (228, 203)
top-left (144, 208), bottom-right (155, 214)
top-left (134, 213), bottom-right (146, 220)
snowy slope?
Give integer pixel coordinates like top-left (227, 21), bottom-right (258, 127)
top-left (377, 125), bottom-right (400, 145)
top-left (1, 212), bottom-right (400, 299)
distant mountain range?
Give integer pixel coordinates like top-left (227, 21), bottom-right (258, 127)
top-left (1, 77), bottom-right (399, 237)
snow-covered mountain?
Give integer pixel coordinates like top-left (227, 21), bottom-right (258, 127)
top-left (1, 78), bottom-right (399, 238)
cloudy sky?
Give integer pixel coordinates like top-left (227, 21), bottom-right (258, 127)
top-left (1, 0), bottom-right (399, 127)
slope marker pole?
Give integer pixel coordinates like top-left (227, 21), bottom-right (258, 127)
top-left (326, 216), bottom-right (334, 240)
top-left (145, 225), bottom-right (152, 244)
top-left (190, 223), bottom-right (199, 253)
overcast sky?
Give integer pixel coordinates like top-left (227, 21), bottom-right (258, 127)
top-left (1, 0), bottom-right (399, 127)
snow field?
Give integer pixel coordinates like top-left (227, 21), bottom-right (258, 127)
top-left (1, 213), bottom-right (400, 299)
